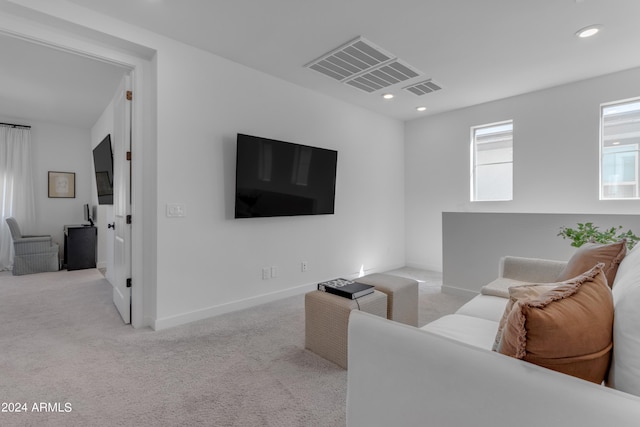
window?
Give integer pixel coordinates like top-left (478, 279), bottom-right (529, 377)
top-left (601, 99), bottom-right (640, 200)
top-left (471, 121), bottom-right (513, 201)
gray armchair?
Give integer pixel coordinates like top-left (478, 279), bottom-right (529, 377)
top-left (5, 217), bottom-right (59, 275)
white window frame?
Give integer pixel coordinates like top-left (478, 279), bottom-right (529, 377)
top-left (600, 97), bottom-right (640, 200)
top-left (470, 120), bottom-right (513, 202)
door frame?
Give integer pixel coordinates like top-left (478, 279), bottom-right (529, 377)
top-left (0, 25), bottom-right (156, 329)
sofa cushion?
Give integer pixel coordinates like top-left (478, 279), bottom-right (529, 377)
top-left (481, 277), bottom-right (530, 298)
top-left (500, 256), bottom-right (568, 284)
top-left (608, 285), bottom-right (640, 396)
top-left (455, 294), bottom-right (508, 323)
top-left (556, 240), bottom-right (626, 287)
top-left (421, 314), bottom-right (498, 350)
top-left (498, 263), bottom-right (614, 384)
top-left (607, 243), bottom-right (640, 396)
top-left (492, 283), bottom-right (559, 351)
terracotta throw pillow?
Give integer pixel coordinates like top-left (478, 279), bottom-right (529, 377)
top-left (556, 240), bottom-right (626, 287)
top-left (492, 283), bottom-right (559, 351)
top-left (498, 263), bottom-right (614, 384)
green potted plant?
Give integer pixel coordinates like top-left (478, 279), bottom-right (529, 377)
top-left (557, 222), bottom-right (638, 250)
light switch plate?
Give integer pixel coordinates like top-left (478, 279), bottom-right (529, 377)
top-left (166, 203), bottom-right (186, 218)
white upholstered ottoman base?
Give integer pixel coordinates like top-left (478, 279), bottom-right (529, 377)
top-left (357, 273), bottom-right (419, 326)
top-left (305, 290), bottom-right (387, 369)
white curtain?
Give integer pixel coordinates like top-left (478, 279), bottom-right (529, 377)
top-left (0, 126), bottom-right (36, 270)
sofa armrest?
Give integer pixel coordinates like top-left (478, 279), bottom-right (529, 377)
top-left (15, 236), bottom-right (52, 244)
top-left (347, 311), bottom-right (640, 427)
top-left (499, 256), bottom-right (567, 282)
top-left (13, 237), bottom-right (58, 255)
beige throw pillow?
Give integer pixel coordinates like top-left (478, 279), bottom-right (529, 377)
top-left (492, 283), bottom-right (559, 351)
top-left (556, 240), bottom-right (626, 287)
top-left (499, 263), bottom-right (614, 384)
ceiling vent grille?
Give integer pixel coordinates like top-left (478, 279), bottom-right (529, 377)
top-left (345, 60), bottom-right (420, 93)
top-left (403, 79), bottom-right (443, 96)
top-left (306, 37), bottom-right (423, 93)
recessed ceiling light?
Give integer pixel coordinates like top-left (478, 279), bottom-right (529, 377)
top-left (576, 25), bottom-right (602, 38)
top-left (416, 106), bottom-right (427, 112)
top-left (382, 93), bottom-right (394, 100)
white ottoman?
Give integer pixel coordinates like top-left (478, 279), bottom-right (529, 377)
top-left (305, 290), bottom-right (387, 369)
top-left (357, 273), bottom-right (419, 326)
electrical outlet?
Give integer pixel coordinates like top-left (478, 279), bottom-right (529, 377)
top-left (301, 261), bottom-right (308, 272)
top-left (166, 203), bottom-right (186, 218)
top-left (271, 266), bottom-right (278, 278)
top-left (262, 267), bottom-right (270, 280)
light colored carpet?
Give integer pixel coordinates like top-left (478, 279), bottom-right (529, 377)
top-left (0, 268), bottom-right (471, 426)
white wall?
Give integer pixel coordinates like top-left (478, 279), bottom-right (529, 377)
top-left (443, 212), bottom-right (640, 295)
top-left (154, 41), bottom-right (405, 327)
top-left (405, 67), bottom-right (640, 272)
top-left (0, 115), bottom-right (92, 256)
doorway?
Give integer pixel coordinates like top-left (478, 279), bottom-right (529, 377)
top-left (0, 27), bottom-right (155, 328)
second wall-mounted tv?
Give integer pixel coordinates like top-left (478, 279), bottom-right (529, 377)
top-left (235, 133), bottom-right (338, 218)
top-left (93, 134), bottom-right (114, 205)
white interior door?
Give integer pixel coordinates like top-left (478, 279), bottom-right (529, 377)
top-left (111, 75), bottom-right (132, 324)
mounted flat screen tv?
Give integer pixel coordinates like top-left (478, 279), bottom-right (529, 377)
top-left (93, 134), bottom-right (114, 205)
top-left (235, 133), bottom-right (338, 218)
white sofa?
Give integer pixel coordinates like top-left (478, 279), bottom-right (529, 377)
top-left (347, 246), bottom-right (640, 426)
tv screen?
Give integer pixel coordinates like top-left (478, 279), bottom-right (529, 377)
top-left (235, 134), bottom-right (338, 218)
top-left (93, 134), bottom-right (114, 205)
top-left (83, 203), bottom-right (94, 226)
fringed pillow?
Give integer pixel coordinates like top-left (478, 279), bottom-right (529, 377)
top-left (492, 283), bottom-right (559, 351)
top-left (498, 263), bottom-right (614, 384)
top-left (556, 240), bottom-right (626, 287)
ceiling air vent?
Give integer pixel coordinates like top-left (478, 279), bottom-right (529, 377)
top-left (306, 37), bottom-right (423, 93)
top-left (403, 79), bottom-right (443, 96)
top-left (345, 60), bottom-right (420, 93)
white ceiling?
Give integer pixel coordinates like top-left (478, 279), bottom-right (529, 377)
top-left (4, 0), bottom-right (640, 127)
top-left (0, 34), bottom-right (127, 128)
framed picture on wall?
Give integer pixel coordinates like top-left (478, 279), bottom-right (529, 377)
top-left (48, 171), bottom-right (75, 198)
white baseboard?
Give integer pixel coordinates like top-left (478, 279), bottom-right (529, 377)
top-left (141, 316), bottom-right (155, 329)
top-left (441, 285), bottom-right (478, 298)
top-left (404, 261), bottom-right (442, 272)
top-left (340, 263), bottom-right (407, 280)
top-left (151, 263), bottom-right (408, 331)
top-left (152, 281), bottom-right (316, 331)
